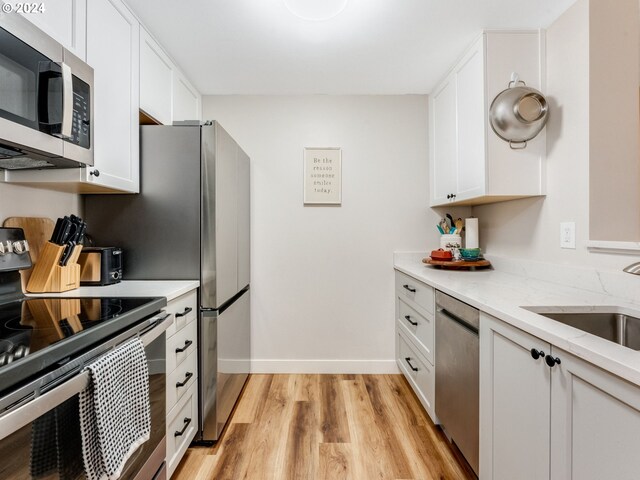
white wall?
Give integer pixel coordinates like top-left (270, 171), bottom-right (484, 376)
top-left (0, 183), bottom-right (80, 224)
top-left (203, 95), bottom-right (436, 373)
top-left (473, 0), bottom-right (640, 271)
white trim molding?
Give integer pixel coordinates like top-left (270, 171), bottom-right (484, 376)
top-left (250, 359), bottom-right (399, 374)
top-left (586, 241), bottom-right (640, 255)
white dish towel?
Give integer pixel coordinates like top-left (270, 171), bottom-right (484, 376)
top-left (79, 337), bottom-right (150, 480)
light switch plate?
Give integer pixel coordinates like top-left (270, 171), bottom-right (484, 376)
top-left (560, 222), bottom-right (576, 249)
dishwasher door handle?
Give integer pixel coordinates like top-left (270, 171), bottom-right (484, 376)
top-left (438, 307), bottom-right (479, 335)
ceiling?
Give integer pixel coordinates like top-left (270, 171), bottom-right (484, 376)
top-left (125, 0), bottom-right (576, 95)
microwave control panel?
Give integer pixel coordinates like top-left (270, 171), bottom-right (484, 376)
top-left (68, 76), bottom-right (91, 149)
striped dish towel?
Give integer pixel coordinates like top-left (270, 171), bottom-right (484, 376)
top-left (79, 338), bottom-right (150, 480)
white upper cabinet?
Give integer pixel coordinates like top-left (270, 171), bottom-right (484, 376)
top-left (172, 69), bottom-right (201, 122)
top-left (5, 0), bottom-right (140, 193)
top-left (139, 28), bottom-right (202, 125)
top-left (429, 31), bottom-right (546, 207)
top-left (5, 0), bottom-right (87, 59)
top-left (140, 27), bottom-right (173, 125)
top-left (86, 0), bottom-right (140, 192)
top-left (430, 77), bottom-right (457, 205)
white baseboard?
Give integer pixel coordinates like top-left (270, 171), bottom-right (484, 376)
top-left (250, 359), bottom-right (400, 374)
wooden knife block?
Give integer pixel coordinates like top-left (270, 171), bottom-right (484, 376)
top-left (26, 242), bottom-right (83, 293)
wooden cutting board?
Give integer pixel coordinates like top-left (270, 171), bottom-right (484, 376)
top-left (3, 216), bottom-right (55, 289)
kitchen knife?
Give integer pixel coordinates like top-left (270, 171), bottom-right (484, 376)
top-left (51, 218), bottom-right (64, 244)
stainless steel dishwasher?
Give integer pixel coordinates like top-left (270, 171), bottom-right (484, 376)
top-left (435, 290), bottom-right (479, 475)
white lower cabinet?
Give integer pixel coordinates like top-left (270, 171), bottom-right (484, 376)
top-left (394, 270), bottom-right (437, 422)
top-left (164, 289), bottom-right (198, 478)
top-left (480, 313), bottom-right (551, 480)
top-left (481, 312), bottom-right (640, 480)
top-left (396, 329), bottom-right (436, 420)
top-left (167, 382), bottom-right (198, 478)
top-left (550, 346), bottom-right (640, 480)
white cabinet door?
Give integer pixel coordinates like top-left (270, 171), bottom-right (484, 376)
top-left (140, 27), bottom-right (173, 125)
top-left (550, 347), bottom-right (640, 480)
top-left (455, 37), bottom-right (486, 201)
top-left (172, 69), bottom-right (201, 122)
top-left (480, 314), bottom-right (551, 480)
top-left (429, 77), bottom-right (457, 205)
top-left (86, 0), bottom-right (139, 192)
top-left (5, 0), bottom-right (87, 59)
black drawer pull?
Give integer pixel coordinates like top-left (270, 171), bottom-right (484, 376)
top-left (175, 340), bottom-right (193, 353)
top-left (175, 307), bottom-right (193, 318)
top-left (404, 315), bottom-right (418, 326)
top-left (174, 417), bottom-right (192, 437)
top-left (403, 284), bottom-right (416, 293)
top-left (404, 357), bottom-right (419, 372)
top-left (176, 371), bottom-right (193, 388)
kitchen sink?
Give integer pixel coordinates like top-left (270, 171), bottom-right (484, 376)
top-left (523, 307), bottom-right (640, 351)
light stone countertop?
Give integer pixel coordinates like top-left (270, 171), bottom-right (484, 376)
top-left (27, 280), bottom-right (199, 303)
top-left (394, 252), bottom-right (640, 386)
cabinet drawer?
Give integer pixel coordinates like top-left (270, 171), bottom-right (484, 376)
top-left (395, 271), bottom-right (434, 315)
top-left (397, 330), bottom-right (436, 422)
top-left (397, 297), bottom-right (434, 364)
top-left (167, 381), bottom-right (198, 478)
top-left (167, 316), bottom-right (197, 373)
top-left (167, 348), bottom-right (198, 413)
top-left (165, 290), bottom-right (197, 338)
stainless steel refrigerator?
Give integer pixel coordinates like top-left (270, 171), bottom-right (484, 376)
top-left (84, 121), bottom-right (250, 443)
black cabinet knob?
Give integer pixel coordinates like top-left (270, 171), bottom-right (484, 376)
top-left (545, 355), bottom-right (561, 367)
top-left (447, 194), bottom-right (451, 199)
top-left (530, 348), bottom-right (545, 360)
top-left (90, 169), bottom-right (100, 177)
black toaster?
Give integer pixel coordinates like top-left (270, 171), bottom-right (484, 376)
top-left (78, 247), bottom-right (123, 286)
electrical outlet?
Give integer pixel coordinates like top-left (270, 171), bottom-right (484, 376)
top-left (560, 222), bottom-right (576, 249)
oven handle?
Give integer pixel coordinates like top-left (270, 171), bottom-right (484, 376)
top-left (0, 312), bottom-right (171, 442)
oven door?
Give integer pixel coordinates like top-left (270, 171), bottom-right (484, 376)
top-left (0, 313), bottom-right (169, 480)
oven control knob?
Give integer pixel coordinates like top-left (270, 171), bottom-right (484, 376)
top-left (0, 241), bottom-right (13, 255)
top-left (12, 240), bottom-right (29, 254)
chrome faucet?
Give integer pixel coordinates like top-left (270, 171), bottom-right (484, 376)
top-left (623, 262), bottom-right (640, 275)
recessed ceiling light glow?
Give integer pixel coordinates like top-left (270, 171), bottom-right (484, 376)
top-left (283, 0), bottom-right (349, 21)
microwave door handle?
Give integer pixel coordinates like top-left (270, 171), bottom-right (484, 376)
top-left (58, 62), bottom-right (73, 139)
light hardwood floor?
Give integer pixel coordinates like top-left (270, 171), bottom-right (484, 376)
top-left (174, 374), bottom-right (475, 480)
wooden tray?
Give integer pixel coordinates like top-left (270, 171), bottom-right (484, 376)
top-left (423, 257), bottom-right (491, 270)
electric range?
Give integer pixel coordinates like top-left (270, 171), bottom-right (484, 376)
top-left (0, 226), bottom-right (170, 480)
top-left (0, 295), bottom-right (165, 395)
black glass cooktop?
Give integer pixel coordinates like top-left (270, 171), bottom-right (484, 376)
top-left (0, 296), bottom-right (165, 395)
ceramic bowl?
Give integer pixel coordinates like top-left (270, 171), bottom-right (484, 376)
top-left (460, 248), bottom-right (482, 260)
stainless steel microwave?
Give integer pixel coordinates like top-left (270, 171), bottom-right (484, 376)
top-left (0, 10), bottom-right (93, 169)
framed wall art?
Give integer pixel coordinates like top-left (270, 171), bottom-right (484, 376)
top-left (303, 147), bottom-right (342, 205)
